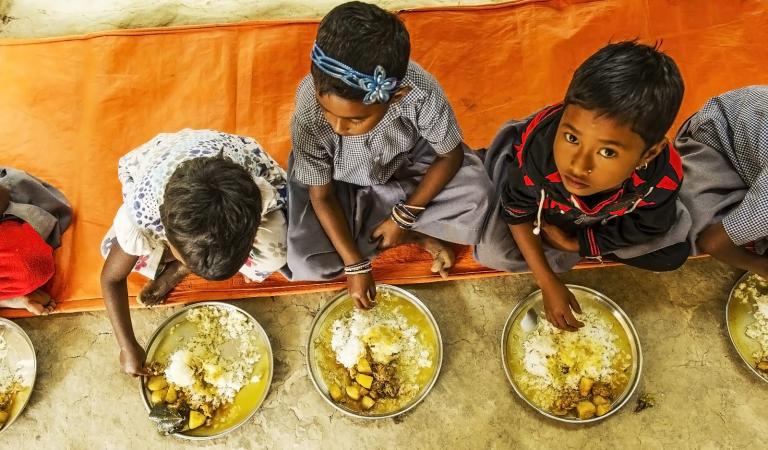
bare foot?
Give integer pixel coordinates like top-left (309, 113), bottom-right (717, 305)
top-left (137, 261), bottom-right (191, 306)
top-left (0, 290), bottom-right (57, 315)
top-left (414, 234), bottom-right (455, 279)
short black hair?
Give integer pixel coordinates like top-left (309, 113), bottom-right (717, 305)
top-left (312, 1), bottom-right (410, 101)
top-left (160, 155), bottom-right (261, 281)
top-left (565, 40), bottom-right (684, 147)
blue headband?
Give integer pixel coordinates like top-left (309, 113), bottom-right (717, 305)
top-left (310, 43), bottom-right (400, 105)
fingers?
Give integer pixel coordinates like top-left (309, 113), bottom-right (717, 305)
top-left (132, 367), bottom-right (151, 377)
top-left (368, 284), bottom-right (377, 306)
top-left (370, 221), bottom-right (386, 243)
top-left (569, 296), bottom-right (583, 314)
top-left (545, 308), bottom-right (583, 331)
top-left (562, 308), bottom-right (584, 329)
top-left (351, 293), bottom-right (366, 309)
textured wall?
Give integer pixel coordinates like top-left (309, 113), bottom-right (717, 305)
top-left (0, 0), bottom-right (507, 38)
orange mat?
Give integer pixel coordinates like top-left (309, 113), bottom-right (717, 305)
top-left (0, 0), bottom-right (765, 318)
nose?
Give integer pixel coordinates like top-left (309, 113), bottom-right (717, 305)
top-left (570, 148), bottom-right (593, 177)
top-left (330, 118), bottom-right (350, 136)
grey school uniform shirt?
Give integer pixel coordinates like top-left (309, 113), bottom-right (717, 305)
top-left (676, 86), bottom-right (768, 248)
top-left (291, 61), bottom-right (464, 186)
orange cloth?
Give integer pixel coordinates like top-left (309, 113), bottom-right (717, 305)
top-left (0, 0), bottom-right (764, 317)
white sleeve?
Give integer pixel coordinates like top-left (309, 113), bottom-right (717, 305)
top-left (112, 204), bottom-right (157, 257)
top-left (238, 209), bottom-right (287, 281)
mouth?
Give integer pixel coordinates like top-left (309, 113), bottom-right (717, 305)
top-left (562, 173), bottom-right (591, 190)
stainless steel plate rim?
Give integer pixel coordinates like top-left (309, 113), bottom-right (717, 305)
top-left (306, 284), bottom-right (443, 420)
top-left (139, 301), bottom-right (274, 440)
top-left (725, 272), bottom-right (768, 383)
top-left (0, 318), bottom-right (37, 435)
top-left (501, 284), bottom-right (643, 424)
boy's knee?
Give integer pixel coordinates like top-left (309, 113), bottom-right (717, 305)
top-left (654, 241), bottom-right (691, 272)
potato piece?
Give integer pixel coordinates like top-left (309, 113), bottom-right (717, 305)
top-left (189, 410), bottom-right (206, 430)
top-left (578, 377), bottom-right (594, 397)
top-left (591, 382), bottom-right (612, 398)
top-left (575, 401), bottom-right (596, 420)
top-left (165, 386), bottom-right (178, 404)
top-left (356, 374), bottom-right (374, 390)
top-left (147, 376), bottom-right (168, 391)
top-left (757, 360), bottom-right (768, 372)
top-left (360, 388), bottom-right (369, 396)
top-left (0, 410), bottom-right (8, 425)
top-left (357, 358), bottom-right (372, 374)
top-left (592, 395), bottom-right (610, 406)
top-left (346, 384), bottom-right (361, 401)
top-left (150, 388), bottom-right (167, 405)
top-left (329, 383), bottom-right (343, 402)
top-left (596, 403), bottom-right (611, 417)
top-left (361, 396), bottom-right (375, 410)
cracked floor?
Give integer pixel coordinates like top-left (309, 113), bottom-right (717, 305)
top-left (3, 257), bottom-right (768, 449)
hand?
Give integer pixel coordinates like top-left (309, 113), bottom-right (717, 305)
top-left (347, 272), bottom-right (376, 309)
top-left (541, 281), bottom-right (584, 331)
top-left (540, 221), bottom-right (579, 252)
top-left (371, 219), bottom-right (407, 250)
top-left (120, 342), bottom-right (149, 376)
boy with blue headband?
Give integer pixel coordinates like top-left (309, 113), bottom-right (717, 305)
top-left (286, 1), bottom-right (492, 308)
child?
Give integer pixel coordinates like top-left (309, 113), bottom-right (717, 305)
top-left (675, 86), bottom-right (768, 276)
top-left (100, 129), bottom-right (288, 375)
top-left (286, 1), bottom-right (492, 308)
top-left (0, 167), bottom-right (72, 315)
top-left (474, 42), bottom-right (691, 331)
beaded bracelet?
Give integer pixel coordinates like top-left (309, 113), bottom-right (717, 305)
top-left (344, 259), bottom-right (373, 275)
top-left (390, 201), bottom-right (425, 230)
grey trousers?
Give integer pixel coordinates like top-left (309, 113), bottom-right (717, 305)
top-left (286, 140), bottom-right (493, 281)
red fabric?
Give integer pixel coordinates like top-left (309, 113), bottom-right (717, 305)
top-left (0, 221), bottom-right (55, 299)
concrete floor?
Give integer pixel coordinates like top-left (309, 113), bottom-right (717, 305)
top-left (3, 257), bottom-right (767, 449)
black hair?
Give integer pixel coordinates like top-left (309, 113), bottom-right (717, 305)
top-left (311, 1), bottom-right (411, 101)
top-left (564, 40), bottom-right (684, 147)
top-left (160, 155), bottom-right (262, 281)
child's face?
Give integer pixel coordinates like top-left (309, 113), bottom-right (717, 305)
top-left (316, 92), bottom-right (389, 136)
top-left (315, 87), bottom-right (410, 136)
top-left (553, 104), bottom-right (664, 196)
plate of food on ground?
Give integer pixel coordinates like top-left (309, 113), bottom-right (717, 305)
top-left (502, 285), bottom-right (642, 423)
top-left (307, 284), bottom-right (442, 419)
top-left (140, 302), bottom-right (273, 439)
top-left (726, 272), bottom-right (768, 382)
top-left (0, 318), bottom-right (36, 434)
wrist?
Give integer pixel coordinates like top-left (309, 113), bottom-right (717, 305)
top-left (391, 201), bottom-right (426, 230)
top-left (120, 339), bottom-right (142, 352)
top-left (344, 259), bottom-right (372, 276)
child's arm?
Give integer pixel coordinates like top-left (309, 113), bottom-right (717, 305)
top-left (372, 145), bottom-right (463, 248)
top-left (0, 184), bottom-right (9, 214)
top-left (510, 222), bottom-right (584, 331)
top-left (309, 183), bottom-right (376, 309)
top-left (698, 222), bottom-right (768, 278)
top-left (100, 240), bottom-right (148, 376)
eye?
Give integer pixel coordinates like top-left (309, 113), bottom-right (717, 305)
top-left (598, 148), bottom-right (618, 158)
top-left (564, 132), bottom-right (578, 144)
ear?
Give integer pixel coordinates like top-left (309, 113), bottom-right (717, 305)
top-left (639, 138), bottom-right (667, 167)
top-left (390, 85), bottom-right (412, 103)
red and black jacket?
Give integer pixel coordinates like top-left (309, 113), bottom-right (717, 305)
top-left (499, 104), bottom-right (684, 258)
